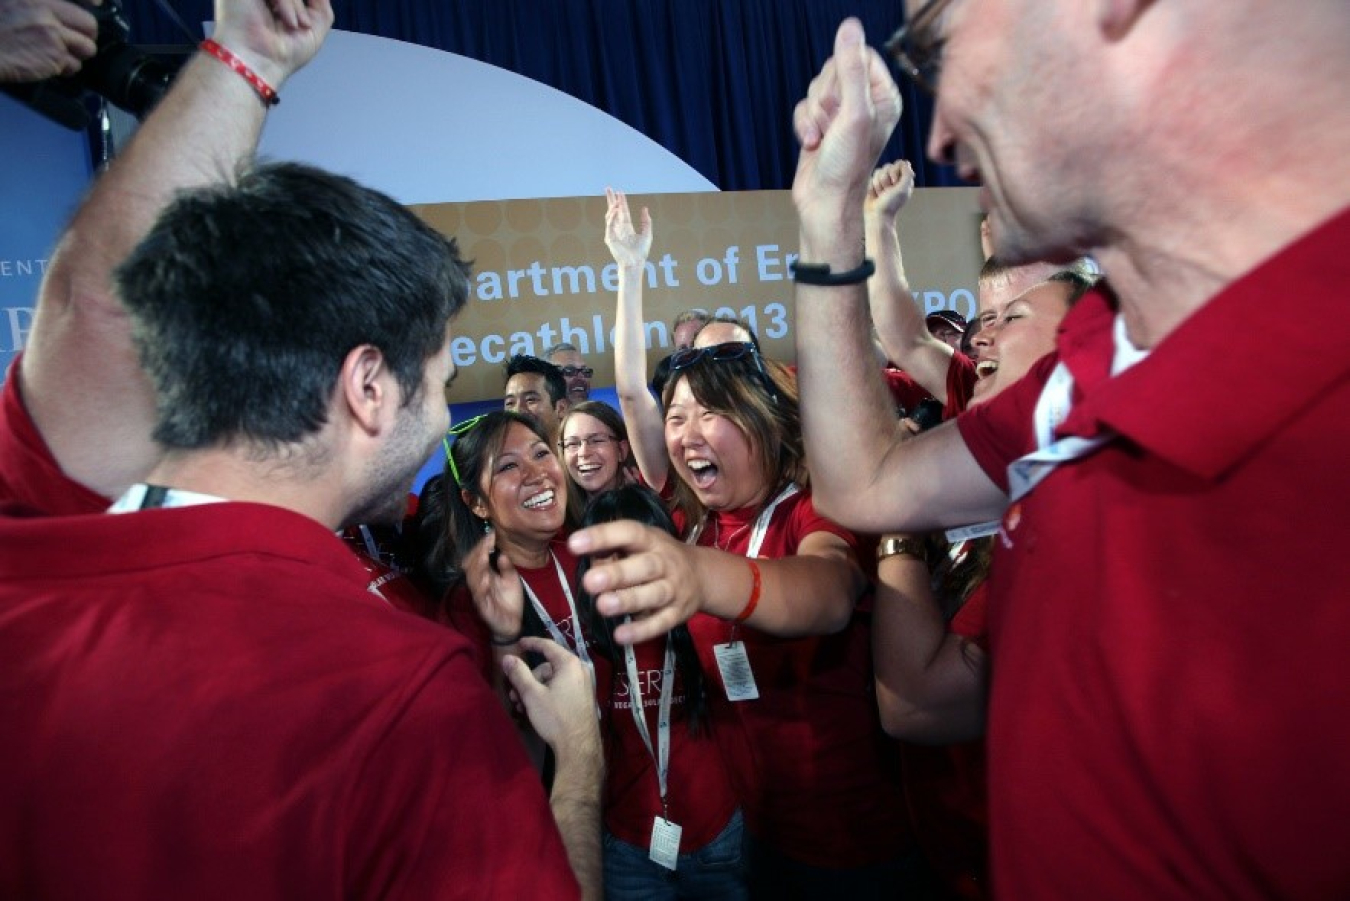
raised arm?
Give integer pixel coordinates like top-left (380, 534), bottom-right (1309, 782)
top-left (790, 19), bottom-right (1005, 534)
top-left (568, 521), bottom-right (864, 645)
top-left (871, 539), bottom-right (987, 743)
top-left (605, 188), bottom-right (669, 492)
top-left (865, 160), bottom-right (956, 400)
top-left (503, 637), bottom-right (603, 901)
top-left (19, 0), bottom-right (333, 501)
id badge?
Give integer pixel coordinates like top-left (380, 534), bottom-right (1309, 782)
top-left (649, 816), bottom-right (682, 870)
top-left (713, 642), bottom-right (759, 701)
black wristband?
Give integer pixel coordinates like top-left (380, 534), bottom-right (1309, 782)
top-left (790, 258), bottom-right (876, 286)
top-left (490, 632), bottom-right (522, 647)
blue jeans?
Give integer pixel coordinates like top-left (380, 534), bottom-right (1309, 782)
top-left (603, 808), bottom-right (749, 901)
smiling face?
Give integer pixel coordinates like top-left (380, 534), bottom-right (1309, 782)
top-left (560, 412), bottom-right (629, 496)
top-left (663, 376), bottom-right (770, 512)
top-left (970, 275), bottom-right (1073, 404)
top-left (917, 0), bottom-right (1101, 264)
top-left (548, 348), bottom-right (592, 402)
top-left (468, 420), bottom-right (567, 547)
top-left (504, 372), bottom-right (565, 439)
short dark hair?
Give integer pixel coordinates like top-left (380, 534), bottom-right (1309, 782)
top-left (504, 355), bottom-right (567, 405)
top-left (115, 162), bottom-right (469, 451)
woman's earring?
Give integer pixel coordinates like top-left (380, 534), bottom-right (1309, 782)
top-left (482, 520), bottom-right (492, 534)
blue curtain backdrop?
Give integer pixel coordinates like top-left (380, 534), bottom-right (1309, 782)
top-left (120, 0), bottom-right (959, 191)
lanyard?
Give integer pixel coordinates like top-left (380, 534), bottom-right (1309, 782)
top-left (622, 633), bottom-right (677, 810)
top-left (687, 482), bottom-right (799, 555)
top-left (519, 551), bottom-right (593, 670)
top-left (108, 483), bottom-right (225, 512)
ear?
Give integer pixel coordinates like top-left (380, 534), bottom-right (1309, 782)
top-left (555, 398), bottom-right (570, 418)
top-left (339, 344), bottom-right (392, 435)
top-left (462, 487), bottom-right (490, 520)
top-left (1097, 0), bottom-right (1152, 39)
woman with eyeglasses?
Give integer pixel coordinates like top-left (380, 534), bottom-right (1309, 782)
top-left (584, 190), bottom-right (913, 900)
top-left (426, 410), bottom-right (750, 899)
top-left (557, 401), bottom-right (640, 524)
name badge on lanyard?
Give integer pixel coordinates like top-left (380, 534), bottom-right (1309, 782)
top-left (624, 634), bottom-right (682, 869)
top-left (697, 484), bottom-right (798, 703)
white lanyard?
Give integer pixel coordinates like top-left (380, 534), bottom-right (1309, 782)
top-left (688, 482), bottom-right (799, 555)
top-left (944, 313), bottom-right (1149, 530)
top-left (108, 483), bottom-right (224, 512)
top-left (1007, 315), bottom-right (1146, 502)
top-left (519, 551), bottom-right (593, 670)
top-left (622, 634), bottom-right (677, 810)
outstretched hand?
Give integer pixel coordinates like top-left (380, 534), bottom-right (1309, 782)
top-left (865, 159), bottom-right (916, 224)
top-left (792, 18), bottom-right (903, 236)
top-left (604, 187), bottom-right (653, 269)
top-left (211, 0), bottom-right (335, 89)
top-left (568, 521), bottom-right (702, 645)
top-left (463, 531), bottom-right (526, 644)
top-left (0, 0), bottom-right (98, 84)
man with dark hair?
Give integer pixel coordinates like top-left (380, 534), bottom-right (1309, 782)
top-left (0, 2), bottom-right (599, 897)
top-left (545, 341), bottom-right (593, 402)
top-left (792, 7), bottom-right (1349, 898)
top-left (504, 353), bottom-right (569, 443)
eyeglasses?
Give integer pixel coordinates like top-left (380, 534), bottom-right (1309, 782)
top-left (442, 414), bottom-right (488, 486)
top-left (560, 434), bottom-right (617, 453)
top-left (558, 366), bottom-right (594, 379)
top-left (668, 341), bottom-right (779, 402)
top-left (884, 0), bottom-right (955, 95)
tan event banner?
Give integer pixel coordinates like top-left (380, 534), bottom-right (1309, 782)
top-left (413, 188), bottom-right (983, 405)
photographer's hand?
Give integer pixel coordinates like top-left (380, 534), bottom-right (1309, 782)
top-left (0, 0), bottom-right (98, 83)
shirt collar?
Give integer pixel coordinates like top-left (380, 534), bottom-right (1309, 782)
top-left (1058, 206), bottom-right (1350, 479)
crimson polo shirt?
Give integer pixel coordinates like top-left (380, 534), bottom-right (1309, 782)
top-left (0, 502), bottom-right (578, 899)
top-left (0, 356), bottom-right (108, 516)
top-left (956, 206), bottom-right (1350, 900)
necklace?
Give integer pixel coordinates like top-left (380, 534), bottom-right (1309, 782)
top-left (711, 516), bottom-right (752, 552)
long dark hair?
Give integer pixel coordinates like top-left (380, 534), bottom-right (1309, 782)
top-left (420, 410), bottom-right (555, 600)
top-left (558, 400), bottom-right (636, 524)
top-left (576, 484), bottom-right (709, 735)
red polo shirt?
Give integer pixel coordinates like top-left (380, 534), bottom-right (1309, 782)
top-left (956, 207), bottom-right (1350, 899)
top-left (0, 502), bottom-right (578, 899)
top-left (0, 357), bottom-right (108, 516)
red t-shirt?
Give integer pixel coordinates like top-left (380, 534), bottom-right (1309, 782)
top-left (603, 633), bottom-right (740, 852)
top-left (899, 578), bottom-right (991, 901)
top-left (956, 207), bottom-right (1350, 899)
top-left (0, 357), bottom-right (109, 516)
top-left (447, 541), bottom-right (740, 853)
top-left (883, 366), bottom-right (933, 415)
top-left (684, 490), bottom-right (911, 868)
top-left (0, 502), bottom-right (578, 899)
top-left (942, 352), bottom-right (977, 420)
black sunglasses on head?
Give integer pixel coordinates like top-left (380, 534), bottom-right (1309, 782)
top-left (667, 341), bottom-right (780, 402)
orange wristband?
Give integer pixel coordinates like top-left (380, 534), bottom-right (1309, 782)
top-left (200, 39), bottom-right (280, 107)
top-left (733, 559), bottom-right (762, 624)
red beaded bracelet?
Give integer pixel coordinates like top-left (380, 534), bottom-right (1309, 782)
top-left (733, 559), bottom-right (762, 624)
top-left (200, 39), bottom-right (280, 107)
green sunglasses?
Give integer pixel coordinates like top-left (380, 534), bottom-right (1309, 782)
top-left (442, 414), bottom-right (489, 486)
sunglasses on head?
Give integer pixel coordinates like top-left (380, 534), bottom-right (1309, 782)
top-left (668, 341), bottom-right (779, 401)
top-left (442, 414), bottom-right (489, 486)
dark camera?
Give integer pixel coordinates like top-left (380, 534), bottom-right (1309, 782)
top-left (3, 0), bottom-right (173, 130)
top-left (904, 398), bottom-right (944, 432)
